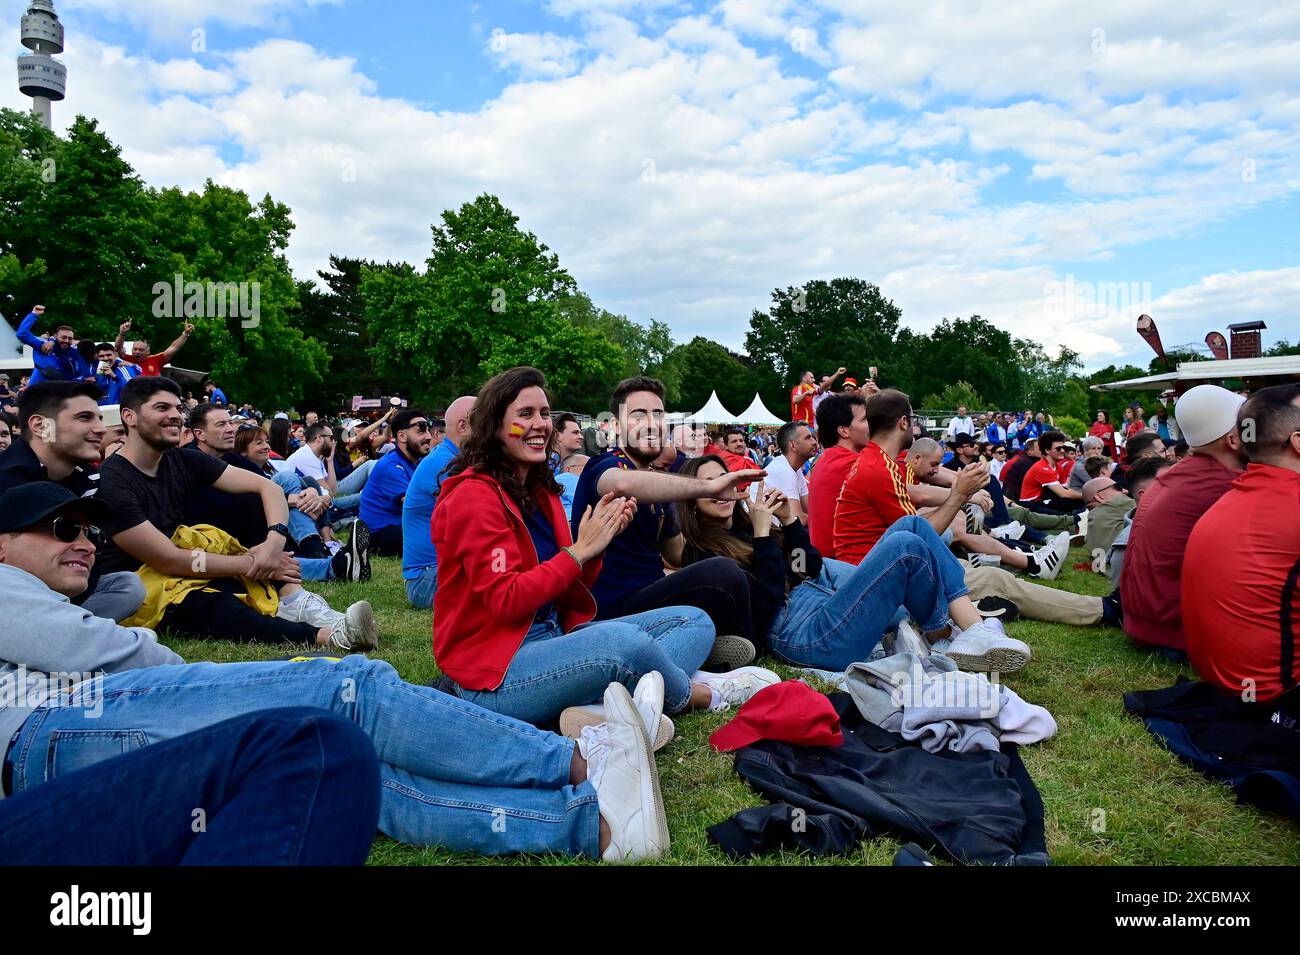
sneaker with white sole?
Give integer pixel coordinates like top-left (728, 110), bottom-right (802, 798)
top-left (966, 553), bottom-right (1002, 569)
top-left (1029, 532), bottom-right (1069, 581)
top-left (704, 633), bottom-right (756, 670)
top-left (560, 672), bottom-right (676, 751)
top-left (584, 682), bottom-right (669, 863)
top-left (276, 590), bottom-right (341, 628)
top-left (692, 666), bottom-right (781, 711)
top-left (989, 521), bottom-right (1025, 541)
top-left (940, 621), bottom-right (1031, 673)
top-left (326, 600), bottom-right (379, 652)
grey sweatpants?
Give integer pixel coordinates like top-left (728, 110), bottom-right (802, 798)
top-left (960, 561), bottom-right (1102, 626)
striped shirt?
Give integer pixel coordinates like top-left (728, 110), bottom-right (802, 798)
top-left (832, 441), bottom-right (917, 564)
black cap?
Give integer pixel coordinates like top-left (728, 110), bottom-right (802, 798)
top-left (949, 432), bottom-right (976, 449)
top-left (0, 482), bottom-right (111, 533)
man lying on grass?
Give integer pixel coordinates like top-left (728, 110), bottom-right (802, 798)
top-left (0, 481), bottom-right (671, 862)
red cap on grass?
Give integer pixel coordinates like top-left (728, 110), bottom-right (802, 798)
top-left (709, 681), bottom-right (844, 752)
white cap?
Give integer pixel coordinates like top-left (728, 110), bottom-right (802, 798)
top-left (1174, 385), bottom-right (1245, 448)
top-left (273, 411), bottom-right (289, 420)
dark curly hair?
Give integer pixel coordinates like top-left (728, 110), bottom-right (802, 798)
top-left (446, 366), bottom-right (561, 511)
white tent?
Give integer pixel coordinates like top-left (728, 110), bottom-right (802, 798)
top-left (735, 392), bottom-right (787, 426)
top-left (685, 390), bottom-right (742, 424)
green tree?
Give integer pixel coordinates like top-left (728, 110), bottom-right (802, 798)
top-left (146, 182), bottom-right (327, 410)
top-left (662, 337), bottom-right (762, 414)
top-left (897, 316), bottom-right (1023, 409)
top-left (362, 194), bottom-right (623, 408)
top-left (920, 380), bottom-right (985, 413)
top-left (553, 292), bottom-right (677, 411)
top-left (745, 278), bottom-right (902, 392)
top-left (1015, 340), bottom-right (1082, 412)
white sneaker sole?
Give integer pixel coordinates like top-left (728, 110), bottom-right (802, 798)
top-left (944, 645), bottom-right (1030, 674)
top-left (602, 682), bottom-right (669, 860)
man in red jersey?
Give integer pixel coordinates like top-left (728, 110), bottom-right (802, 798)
top-left (807, 392), bottom-right (869, 556)
top-left (114, 320), bottom-right (195, 378)
top-left (1184, 383), bottom-right (1300, 700)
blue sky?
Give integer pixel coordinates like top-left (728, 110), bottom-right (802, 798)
top-left (5, 0), bottom-right (1298, 370)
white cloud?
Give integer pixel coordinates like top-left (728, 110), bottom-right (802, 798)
top-left (487, 30), bottom-right (584, 78)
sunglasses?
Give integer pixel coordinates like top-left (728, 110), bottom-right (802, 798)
top-left (41, 516), bottom-right (104, 548)
top-left (407, 421), bottom-right (431, 434)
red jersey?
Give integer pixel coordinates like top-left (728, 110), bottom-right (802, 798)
top-left (1184, 464), bottom-right (1300, 700)
top-left (1019, 457), bottom-right (1062, 503)
top-left (807, 445), bottom-right (858, 557)
top-left (124, 352), bottom-right (167, 377)
top-left (1057, 459), bottom-right (1073, 485)
top-left (1120, 454), bottom-right (1239, 651)
top-left (790, 383), bottom-right (816, 424)
top-left (833, 441), bottom-right (917, 564)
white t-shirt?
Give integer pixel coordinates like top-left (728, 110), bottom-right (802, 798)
top-left (285, 446), bottom-right (328, 481)
top-left (946, 416), bottom-right (974, 438)
top-left (751, 453), bottom-right (808, 505)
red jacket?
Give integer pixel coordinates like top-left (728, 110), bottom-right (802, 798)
top-left (431, 468), bottom-right (603, 690)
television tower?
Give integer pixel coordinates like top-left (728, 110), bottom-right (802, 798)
top-left (16, 0), bottom-right (66, 130)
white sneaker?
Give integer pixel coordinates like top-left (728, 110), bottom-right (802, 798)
top-left (967, 553), bottom-right (1002, 569)
top-left (940, 621), bottom-right (1032, 673)
top-left (1030, 532), bottom-right (1069, 581)
top-left (276, 590), bottom-right (341, 628)
top-left (586, 682), bottom-right (669, 863)
top-left (990, 521), bottom-right (1025, 541)
top-left (327, 601), bottom-right (379, 652)
top-left (692, 666), bottom-right (781, 712)
top-left (560, 672), bottom-right (675, 751)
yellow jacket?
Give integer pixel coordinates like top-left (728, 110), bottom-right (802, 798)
top-left (124, 524), bottom-right (280, 630)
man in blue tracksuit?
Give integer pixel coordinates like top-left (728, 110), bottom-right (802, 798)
top-left (15, 306), bottom-right (94, 384)
top-left (91, 342), bottom-right (135, 406)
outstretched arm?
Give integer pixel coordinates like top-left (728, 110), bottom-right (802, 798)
top-left (161, 323), bottom-right (195, 360)
top-left (596, 464), bottom-right (765, 504)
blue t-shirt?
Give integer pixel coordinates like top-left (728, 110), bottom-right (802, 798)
top-left (570, 448), bottom-right (678, 614)
top-left (402, 438), bottom-right (459, 579)
top-left (556, 470), bottom-right (578, 521)
top-left (360, 447), bottom-right (419, 532)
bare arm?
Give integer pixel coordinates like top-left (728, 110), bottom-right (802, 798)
top-left (112, 521), bottom-right (258, 579)
top-left (160, 324), bottom-right (194, 360)
top-left (596, 465), bottom-right (765, 505)
top-left (348, 410), bottom-right (393, 452)
top-left (1043, 481), bottom-right (1083, 501)
top-left (907, 483), bottom-right (948, 507)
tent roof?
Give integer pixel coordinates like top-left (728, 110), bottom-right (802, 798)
top-left (735, 392), bottom-right (787, 426)
top-left (683, 390), bottom-right (741, 424)
top-left (1090, 354), bottom-right (1300, 391)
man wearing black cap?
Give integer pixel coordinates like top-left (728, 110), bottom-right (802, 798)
top-left (0, 380), bottom-right (146, 622)
top-left (0, 481), bottom-right (677, 863)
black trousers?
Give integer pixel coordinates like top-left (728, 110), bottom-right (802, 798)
top-left (163, 578), bottom-right (319, 645)
top-left (600, 556), bottom-right (755, 645)
top-left (370, 524), bottom-right (404, 557)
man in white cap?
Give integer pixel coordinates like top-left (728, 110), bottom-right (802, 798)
top-left (1120, 384), bottom-right (1248, 658)
top-left (1183, 383), bottom-right (1300, 700)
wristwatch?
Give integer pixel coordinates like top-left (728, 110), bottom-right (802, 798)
top-left (266, 523), bottom-right (291, 540)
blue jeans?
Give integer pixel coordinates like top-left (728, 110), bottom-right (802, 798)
top-left (768, 516), bottom-right (969, 671)
top-left (9, 656), bottom-right (599, 858)
top-left (271, 470), bottom-right (327, 541)
top-left (1, 708), bottom-right (379, 865)
top-left (79, 572), bottom-right (147, 622)
top-left (452, 607), bottom-right (715, 724)
top-left (333, 458), bottom-right (376, 511)
top-left (406, 565), bottom-right (436, 609)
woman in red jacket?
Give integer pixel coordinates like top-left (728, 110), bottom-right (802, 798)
top-left (1088, 409), bottom-right (1117, 458)
top-left (432, 367), bottom-right (779, 734)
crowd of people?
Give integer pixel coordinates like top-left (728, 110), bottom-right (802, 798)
top-left (1, 305), bottom-right (1297, 866)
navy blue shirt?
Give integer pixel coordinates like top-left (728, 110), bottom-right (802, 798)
top-left (524, 505), bottom-right (560, 623)
top-left (570, 448), bottom-right (678, 614)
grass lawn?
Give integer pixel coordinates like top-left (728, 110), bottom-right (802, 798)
top-left (160, 546), bottom-right (1300, 866)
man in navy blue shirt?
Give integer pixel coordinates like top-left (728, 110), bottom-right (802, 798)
top-left (402, 395), bottom-right (475, 607)
top-left (570, 377), bottom-right (766, 668)
top-left (360, 408), bottom-right (433, 556)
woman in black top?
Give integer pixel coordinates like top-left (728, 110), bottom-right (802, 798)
top-left (674, 456), bottom-right (1003, 671)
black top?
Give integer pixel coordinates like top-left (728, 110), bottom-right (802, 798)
top-left (1000, 453), bottom-right (1036, 501)
top-left (523, 506), bottom-right (560, 623)
top-left (96, 448), bottom-right (228, 574)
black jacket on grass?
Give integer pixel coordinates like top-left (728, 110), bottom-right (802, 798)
top-left (707, 693), bottom-right (1050, 865)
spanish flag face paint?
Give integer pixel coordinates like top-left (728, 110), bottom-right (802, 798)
top-left (509, 422), bottom-right (527, 439)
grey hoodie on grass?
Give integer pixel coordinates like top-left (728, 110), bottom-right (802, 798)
top-left (0, 563), bottom-right (183, 792)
